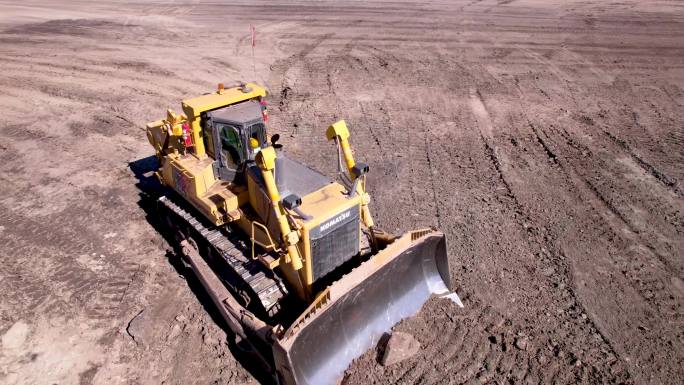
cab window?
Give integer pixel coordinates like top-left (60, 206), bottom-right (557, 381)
top-left (248, 122), bottom-right (266, 145)
top-left (246, 122), bottom-right (265, 158)
top-left (217, 123), bottom-right (243, 167)
top-left (203, 121), bottom-right (215, 158)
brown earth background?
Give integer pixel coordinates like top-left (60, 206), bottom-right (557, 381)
top-left (0, 1), bottom-right (682, 384)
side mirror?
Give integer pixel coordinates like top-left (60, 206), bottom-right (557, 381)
top-left (351, 162), bottom-right (369, 178)
top-left (270, 134), bottom-right (283, 149)
top-left (282, 194), bottom-right (302, 210)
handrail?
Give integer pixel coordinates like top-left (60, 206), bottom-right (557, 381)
top-left (251, 220), bottom-right (280, 260)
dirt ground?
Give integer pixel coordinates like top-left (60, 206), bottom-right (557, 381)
top-left (0, 1), bottom-right (682, 384)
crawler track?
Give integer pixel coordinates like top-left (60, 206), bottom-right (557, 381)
top-left (158, 195), bottom-right (288, 318)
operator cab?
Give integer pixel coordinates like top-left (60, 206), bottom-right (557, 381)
top-left (203, 100), bottom-right (267, 181)
top-left (202, 99), bottom-right (331, 199)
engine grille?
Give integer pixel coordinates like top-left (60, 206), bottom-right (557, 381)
top-left (310, 206), bottom-right (360, 281)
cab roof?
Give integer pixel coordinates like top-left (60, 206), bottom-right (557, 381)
top-left (181, 82), bottom-right (267, 119)
top-left (208, 100), bottom-right (262, 125)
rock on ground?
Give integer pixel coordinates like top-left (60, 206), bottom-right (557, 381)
top-left (380, 332), bottom-right (420, 366)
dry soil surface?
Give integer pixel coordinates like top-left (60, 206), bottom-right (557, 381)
top-left (0, 1), bottom-right (682, 384)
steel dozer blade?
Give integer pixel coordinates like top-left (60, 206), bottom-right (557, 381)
top-left (272, 229), bottom-right (458, 385)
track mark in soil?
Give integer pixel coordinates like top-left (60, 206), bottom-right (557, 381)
top-left (269, 32), bottom-right (333, 104)
top-left (468, 88), bottom-right (494, 139)
top-left (465, 92), bottom-right (642, 383)
top-left (0, 205), bottom-right (140, 323)
top-left (358, 102), bottom-right (383, 150)
top-left (601, 128), bottom-right (683, 199)
top-left (468, 88), bottom-right (517, 201)
top-left (549, 124), bottom-right (682, 274)
top-left (421, 116), bottom-right (442, 227)
top-left (528, 123), bottom-right (559, 164)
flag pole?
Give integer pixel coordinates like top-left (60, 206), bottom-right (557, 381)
top-left (250, 24), bottom-right (257, 82)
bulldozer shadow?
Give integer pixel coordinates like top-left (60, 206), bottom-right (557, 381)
top-left (129, 156), bottom-right (275, 385)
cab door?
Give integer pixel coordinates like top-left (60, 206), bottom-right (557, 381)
top-left (206, 119), bottom-right (245, 182)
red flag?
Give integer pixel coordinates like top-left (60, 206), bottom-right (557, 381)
top-left (250, 24), bottom-right (256, 47)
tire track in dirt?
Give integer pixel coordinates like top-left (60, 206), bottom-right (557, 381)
top-left (505, 74), bottom-right (684, 381)
top-left (468, 88), bottom-right (518, 201)
top-left (558, 124), bottom-right (682, 277)
top-left (602, 121), bottom-right (683, 199)
top-left (510, 47), bottom-right (683, 275)
top-left (598, 96), bottom-right (684, 190)
top-left (531, 123), bottom-right (683, 382)
top-left (463, 88), bottom-right (631, 384)
top-left (404, 113), bottom-right (442, 227)
top-left (421, 116), bottom-right (443, 228)
top-left (0, 204), bottom-right (141, 324)
top-left (549, 122), bottom-right (683, 272)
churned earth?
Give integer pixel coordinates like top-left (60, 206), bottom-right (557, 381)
top-left (0, 1), bottom-right (682, 384)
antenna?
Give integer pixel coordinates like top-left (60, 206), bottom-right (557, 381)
top-left (250, 24), bottom-right (257, 82)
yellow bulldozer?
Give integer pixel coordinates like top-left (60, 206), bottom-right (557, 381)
top-left (145, 82), bottom-right (460, 385)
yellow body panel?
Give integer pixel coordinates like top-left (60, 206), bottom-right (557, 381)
top-left (297, 183), bottom-right (357, 223)
top-left (146, 116), bottom-right (185, 159)
top-left (295, 183), bottom-right (363, 286)
top-left (160, 153), bottom-right (248, 225)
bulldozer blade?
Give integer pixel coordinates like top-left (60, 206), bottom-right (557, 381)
top-left (273, 229), bottom-right (457, 385)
